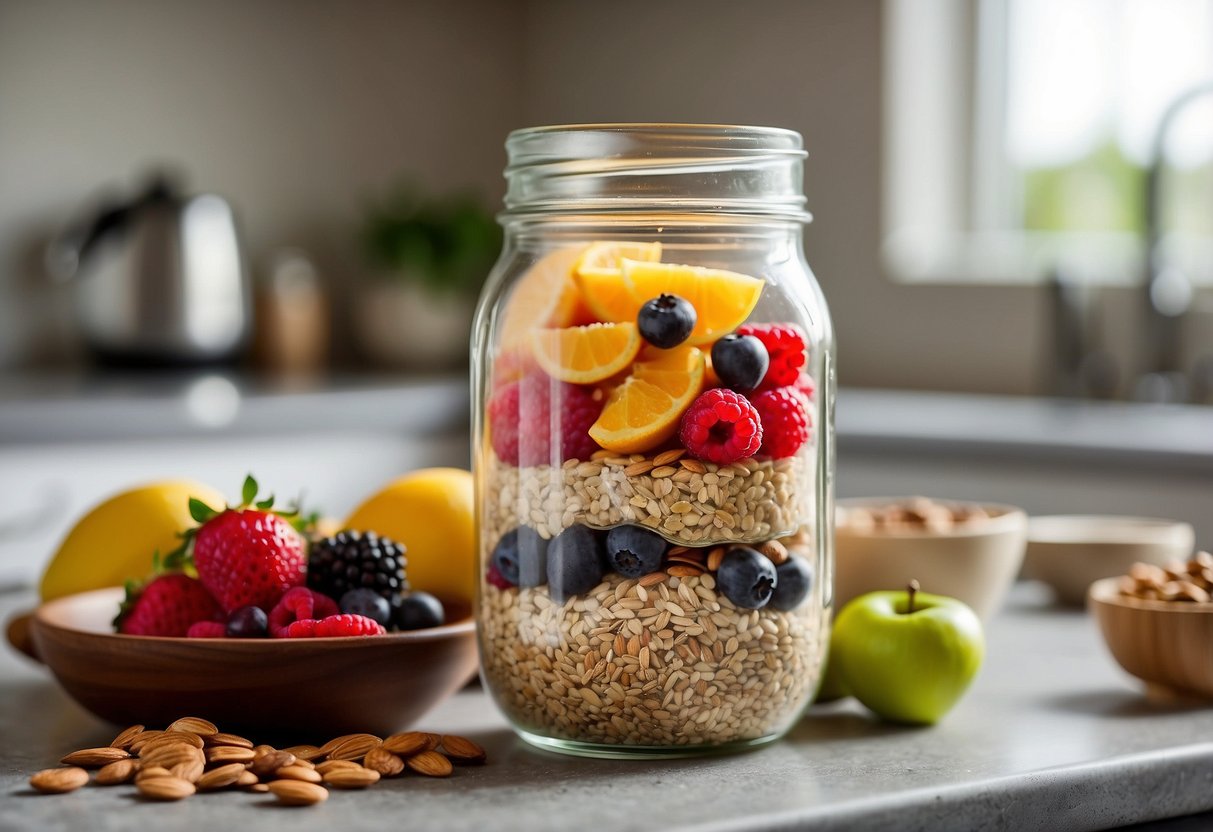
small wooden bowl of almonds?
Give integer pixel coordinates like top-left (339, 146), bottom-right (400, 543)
top-left (7, 587), bottom-right (478, 736)
top-left (1089, 552), bottom-right (1213, 701)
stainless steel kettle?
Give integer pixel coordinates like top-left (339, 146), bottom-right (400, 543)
top-left (47, 177), bottom-right (251, 366)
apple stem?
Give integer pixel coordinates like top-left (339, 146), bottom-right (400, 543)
top-left (906, 579), bottom-right (920, 614)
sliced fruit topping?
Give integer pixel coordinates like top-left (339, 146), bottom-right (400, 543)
top-left (711, 333), bottom-right (769, 391)
top-left (574, 241), bottom-right (662, 278)
top-left (678, 388), bottom-right (763, 465)
top-left (394, 591), bottom-right (445, 630)
top-left (530, 322), bottom-right (641, 384)
top-left (749, 387), bottom-right (811, 458)
top-left (487, 374), bottom-right (603, 465)
top-left (115, 572), bottom-right (222, 637)
top-left (574, 241), bottom-right (663, 322)
top-left (637, 294), bottom-right (696, 349)
top-left (307, 530), bottom-right (407, 603)
top-left (622, 260), bottom-right (764, 345)
top-left (737, 322), bottom-right (807, 388)
top-left (497, 246), bottom-right (590, 348)
top-left (589, 345), bottom-right (705, 454)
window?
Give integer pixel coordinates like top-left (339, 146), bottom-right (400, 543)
top-left (884, 0), bottom-right (1213, 286)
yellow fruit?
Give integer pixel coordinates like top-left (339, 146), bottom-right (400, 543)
top-left (39, 480), bottom-right (225, 602)
top-left (621, 259), bottom-right (765, 345)
top-left (530, 322), bottom-right (642, 384)
top-left (589, 345), bottom-right (706, 453)
top-left (573, 242), bottom-right (661, 323)
top-left (497, 246), bottom-right (590, 347)
top-left (343, 468), bottom-right (475, 608)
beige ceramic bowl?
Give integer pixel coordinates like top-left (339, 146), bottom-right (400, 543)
top-left (834, 498), bottom-right (1027, 620)
top-left (1024, 516), bottom-right (1195, 606)
top-left (1089, 576), bottom-right (1213, 700)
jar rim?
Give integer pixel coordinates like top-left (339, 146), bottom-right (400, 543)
top-left (502, 123), bottom-right (810, 223)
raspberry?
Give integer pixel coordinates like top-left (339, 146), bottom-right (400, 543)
top-left (487, 374), bottom-right (602, 466)
top-left (486, 561), bottom-right (514, 590)
top-left (738, 323), bottom-right (807, 389)
top-left (269, 587), bottom-right (339, 638)
top-left (793, 372), bottom-right (817, 401)
top-left (185, 621), bottom-right (227, 639)
top-left (284, 618), bottom-right (319, 638)
top-left (750, 388), bottom-right (811, 458)
top-left (678, 388), bottom-right (763, 465)
top-left (314, 614), bottom-right (385, 637)
top-left (116, 573), bottom-right (222, 637)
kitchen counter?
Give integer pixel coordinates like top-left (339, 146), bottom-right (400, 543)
top-left (4, 584), bottom-right (1213, 831)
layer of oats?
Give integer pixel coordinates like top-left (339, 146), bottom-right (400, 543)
top-left (480, 567), bottom-right (826, 748)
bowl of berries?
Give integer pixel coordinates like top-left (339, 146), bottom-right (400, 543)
top-left (7, 476), bottom-right (478, 737)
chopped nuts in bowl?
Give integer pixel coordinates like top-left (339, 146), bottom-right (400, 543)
top-left (1090, 552), bottom-right (1213, 701)
top-left (835, 497), bottom-right (1028, 621)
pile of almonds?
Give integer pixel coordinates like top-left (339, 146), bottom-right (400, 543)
top-left (841, 497), bottom-right (991, 534)
top-left (28, 716), bottom-right (486, 807)
top-left (1120, 552), bottom-right (1213, 603)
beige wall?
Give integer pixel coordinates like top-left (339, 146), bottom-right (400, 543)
top-left (0, 0), bottom-right (520, 365)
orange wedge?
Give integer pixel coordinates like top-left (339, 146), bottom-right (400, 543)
top-left (531, 322), bottom-right (642, 384)
top-left (621, 260), bottom-right (765, 345)
top-left (574, 242), bottom-right (662, 323)
top-left (589, 345), bottom-right (705, 453)
top-left (497, 246), bottom-right (589, 347)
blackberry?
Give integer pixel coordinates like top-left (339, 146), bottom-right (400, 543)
top-left (308, 530), bottom-right (407, 602)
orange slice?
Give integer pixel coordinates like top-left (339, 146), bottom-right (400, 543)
top-left (497, 246), bottom-right (589, 347)
top-left (621, 260), bottom-right (765, 345)
top-left (589, 345), bottom-right (705, 453)
top-left (574, 242), bottom-right (662, 323)
top-left (530, 322), bottom-right (642, 384)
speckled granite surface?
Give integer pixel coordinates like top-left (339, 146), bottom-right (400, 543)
top-left (3, 583), bottom-right (1212, 831)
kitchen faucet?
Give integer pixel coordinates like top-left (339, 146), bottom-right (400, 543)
top-left (1136, 80), bottom-right (1213, 403)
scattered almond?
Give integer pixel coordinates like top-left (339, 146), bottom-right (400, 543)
top-left (205, 732), bottom-right (254, 749)
top-left (381, 731), bottom-right (436, 756)
top-left (363, 748), bottom-right (404, 777)
top-left (758, 539), bottom-right (789, 565)
top-left (280, 744), bottom-right (323, 761)
top-left (652, 448), bottom-right (686, 466)
top-left (237, 770), bottom-right (260, 787)
top-left (135, 765), bottom-right (172, 783)
top-left (406, 750), bottom-right (453, 777)
top-left (168, 717), bottom-right (218, 736)
top-left (197, 763), bottom-right (248, 791)
top-left (322, 767), bottom-right (380, 789)
top-left (96, 758), bottom-right (140, 786)
top-left (206, 746), bottom-right (256, 765)
top-left (315, 760), bottom-right (363, 775)
top-left (268, 780), bottom-right (328, 806)
top-left (61, 747), bottom-right (130, 768)
top-left (666, 564), bottom-right (703, 578)
top-left (110, 725), bottom-right (144, 749)
top-left (128, 730), bottom-right (165, 753)
top-left (327, 734), bottom-right (382, 762)
top-left (440, 735), bottom-right (486, 765)
top-left (141, 745), bottom-right (204, 770)
top-left (249, 783), bottom-right (270, 793)
top-left (170, 759), bottom-right (205, 783)
top-left (137, 775), bottom-right (196, 801)
top-left (29, 767), bottom-right (89, 794)
top-left (251, 750), bottom-right (296, 776)
top-left (140, 731), bottom-right (204, 752)
top-left (274, 765), bottom-right (322, 784)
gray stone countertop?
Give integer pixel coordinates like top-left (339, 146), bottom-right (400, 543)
top-left (3, 583), bottom-right (1213, 832)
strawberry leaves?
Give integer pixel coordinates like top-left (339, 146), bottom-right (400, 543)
top-left (241, 475), bottom-right (259, 507)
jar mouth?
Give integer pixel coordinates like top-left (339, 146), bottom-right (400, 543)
top-left (503, 123), bottom-right (810, 223)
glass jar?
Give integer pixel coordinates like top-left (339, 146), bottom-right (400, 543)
top-left (472, 124), bottom-right (835, 758)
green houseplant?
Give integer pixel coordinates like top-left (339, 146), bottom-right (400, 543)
top-left (357, 187), bottom-right (501, 367)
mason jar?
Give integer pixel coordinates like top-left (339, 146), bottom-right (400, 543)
top-left (472, 124), bottom-right (835, 757)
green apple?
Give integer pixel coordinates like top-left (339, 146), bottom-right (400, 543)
top-left (813, 646), bottom-right (851, 703)
top-left (831, 582), bottom-right (984, 724)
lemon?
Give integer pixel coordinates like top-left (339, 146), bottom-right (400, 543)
top-left (39, 480), bottom-right (225, 601)
top-left (343, 468), bottom-right (475, 607)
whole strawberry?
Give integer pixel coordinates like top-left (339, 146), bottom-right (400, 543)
top-left (168, 476), bottom-right (311, 613)
top-left (115, 573), bottom-right (222, 637)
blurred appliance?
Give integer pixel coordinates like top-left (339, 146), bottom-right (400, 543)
top-left (47, 176), bottom-right (251, 366)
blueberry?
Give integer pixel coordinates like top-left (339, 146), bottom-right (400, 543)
top-left (637, 294), bottom-right (697, 349)
top-left (340, 588), bottom-right (392, 626)
top-left (225, 605), bottom-right (268, 638)
top-left (491, 526), bottom-right (548, 587)
top-left (716, 547), bottom-right (777, 609)
top-left (394, 591), bottom-right (445, 630)
top-left (769, 557), bottom-right (813, 611)
top-left (547, 525), bottom-right (605, 603)
top-left (605, 525), bottom-right (666, 578)
top-left (711, 334), bottom-right (769, 391)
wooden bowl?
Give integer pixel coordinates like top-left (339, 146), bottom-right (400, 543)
top-left (835, 499), bottom-right (1027, 620)
top-left (1025, 516), bottom-right (1194, 606)
top-left (6, 587), bottom-right (479, 737)
top-left (1089, 576), bottom-right (1213, 700)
